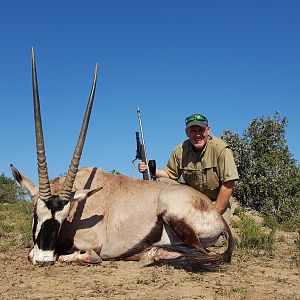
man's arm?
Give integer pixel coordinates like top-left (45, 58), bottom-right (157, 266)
top-left (156, 168), bottom-right (169, 178)
top-left (214, 180), bottom-right (235, 214)
top-left (138, 144), bottom-right (182, 180)
top-left (138, 162), bottom-right (169, 178)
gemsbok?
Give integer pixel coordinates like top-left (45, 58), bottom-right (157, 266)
top-left (11, 49), bottom-right (234, 272)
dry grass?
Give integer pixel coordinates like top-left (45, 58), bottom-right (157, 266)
top-left (0, 201), bottom-right (32, 252)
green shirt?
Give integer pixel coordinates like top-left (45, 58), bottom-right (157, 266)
top-left (164, 136), bottom-right (239, 200)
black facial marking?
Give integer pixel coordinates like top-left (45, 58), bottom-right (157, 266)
top-left (45, 196), bottom-right (69, 217)
top-left (32, 208), bottom-right (38, 243)
top-left (32, 197), bottom-right (69, 251)
top-left (36, 218), bottom-right (61, 251)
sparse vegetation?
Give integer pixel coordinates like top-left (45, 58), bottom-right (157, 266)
top-left (184, 272), bottom-right (203, 282)
top-left (136, 271), bottom-right (160, 285)
top-left (0, 201), bottom-right (32, 252)
top-left (233, 209), bottom-right (276, 255)
top-left (232, 286), bottom-right (247, 293)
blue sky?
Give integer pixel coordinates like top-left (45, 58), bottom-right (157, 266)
top-left (1, 1), bottom-right (299, 185)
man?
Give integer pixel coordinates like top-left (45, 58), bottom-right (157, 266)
top-left (139, 113), bottom-right (239, 228)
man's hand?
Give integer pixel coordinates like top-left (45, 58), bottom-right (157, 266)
top-left (138, 161), bottom-right (148, 173)
top-left (138, 162), bottom-right (169, 179)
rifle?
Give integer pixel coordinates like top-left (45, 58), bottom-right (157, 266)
top-left (132, 106), bottom-right (156, 180)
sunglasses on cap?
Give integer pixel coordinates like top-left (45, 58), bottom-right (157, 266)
top-left (185, 114), bottom-right (208, 125)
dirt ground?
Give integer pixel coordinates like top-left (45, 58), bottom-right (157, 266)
top-left (0, 229), bottom-right (299, 300)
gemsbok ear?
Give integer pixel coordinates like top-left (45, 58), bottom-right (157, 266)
top-left (70, 187), bottom-right (103, 202)
top-left (10, 164), bottom-right (38, 198)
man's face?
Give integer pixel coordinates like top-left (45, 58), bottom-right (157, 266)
top-left (186, 125), bottom-right (211, 151)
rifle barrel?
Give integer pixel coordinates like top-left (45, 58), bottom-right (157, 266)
top-left (137, 106), bottom-right (150, 180)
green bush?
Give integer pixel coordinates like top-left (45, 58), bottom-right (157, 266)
top-left (222, 112), bottom-right (300, 227)
top-left (0, 173), bottom-right (26, 203)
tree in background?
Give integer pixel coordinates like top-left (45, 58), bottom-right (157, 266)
top-left (0, 173), bottom-right (26, 203)
top-left (110, 169), bottom-right (121, 175)
top-left (222, 112), bottom-right (300, 226)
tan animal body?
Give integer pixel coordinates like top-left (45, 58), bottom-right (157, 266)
top-left (11, 49), bottom-right (233, 271)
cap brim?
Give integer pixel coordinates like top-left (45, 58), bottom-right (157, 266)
top-left (186, 120), bottom-right (208, 129)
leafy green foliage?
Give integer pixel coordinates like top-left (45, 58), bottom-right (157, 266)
top-left (222, 112), bottom-right (300, 226)
top-left (0, 173), bottom-right (26, 203)
top-left (109, 169), bottom-right (121, 175)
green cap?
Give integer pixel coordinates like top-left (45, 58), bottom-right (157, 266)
top-left (185, 114), bottom-right (208, 129)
